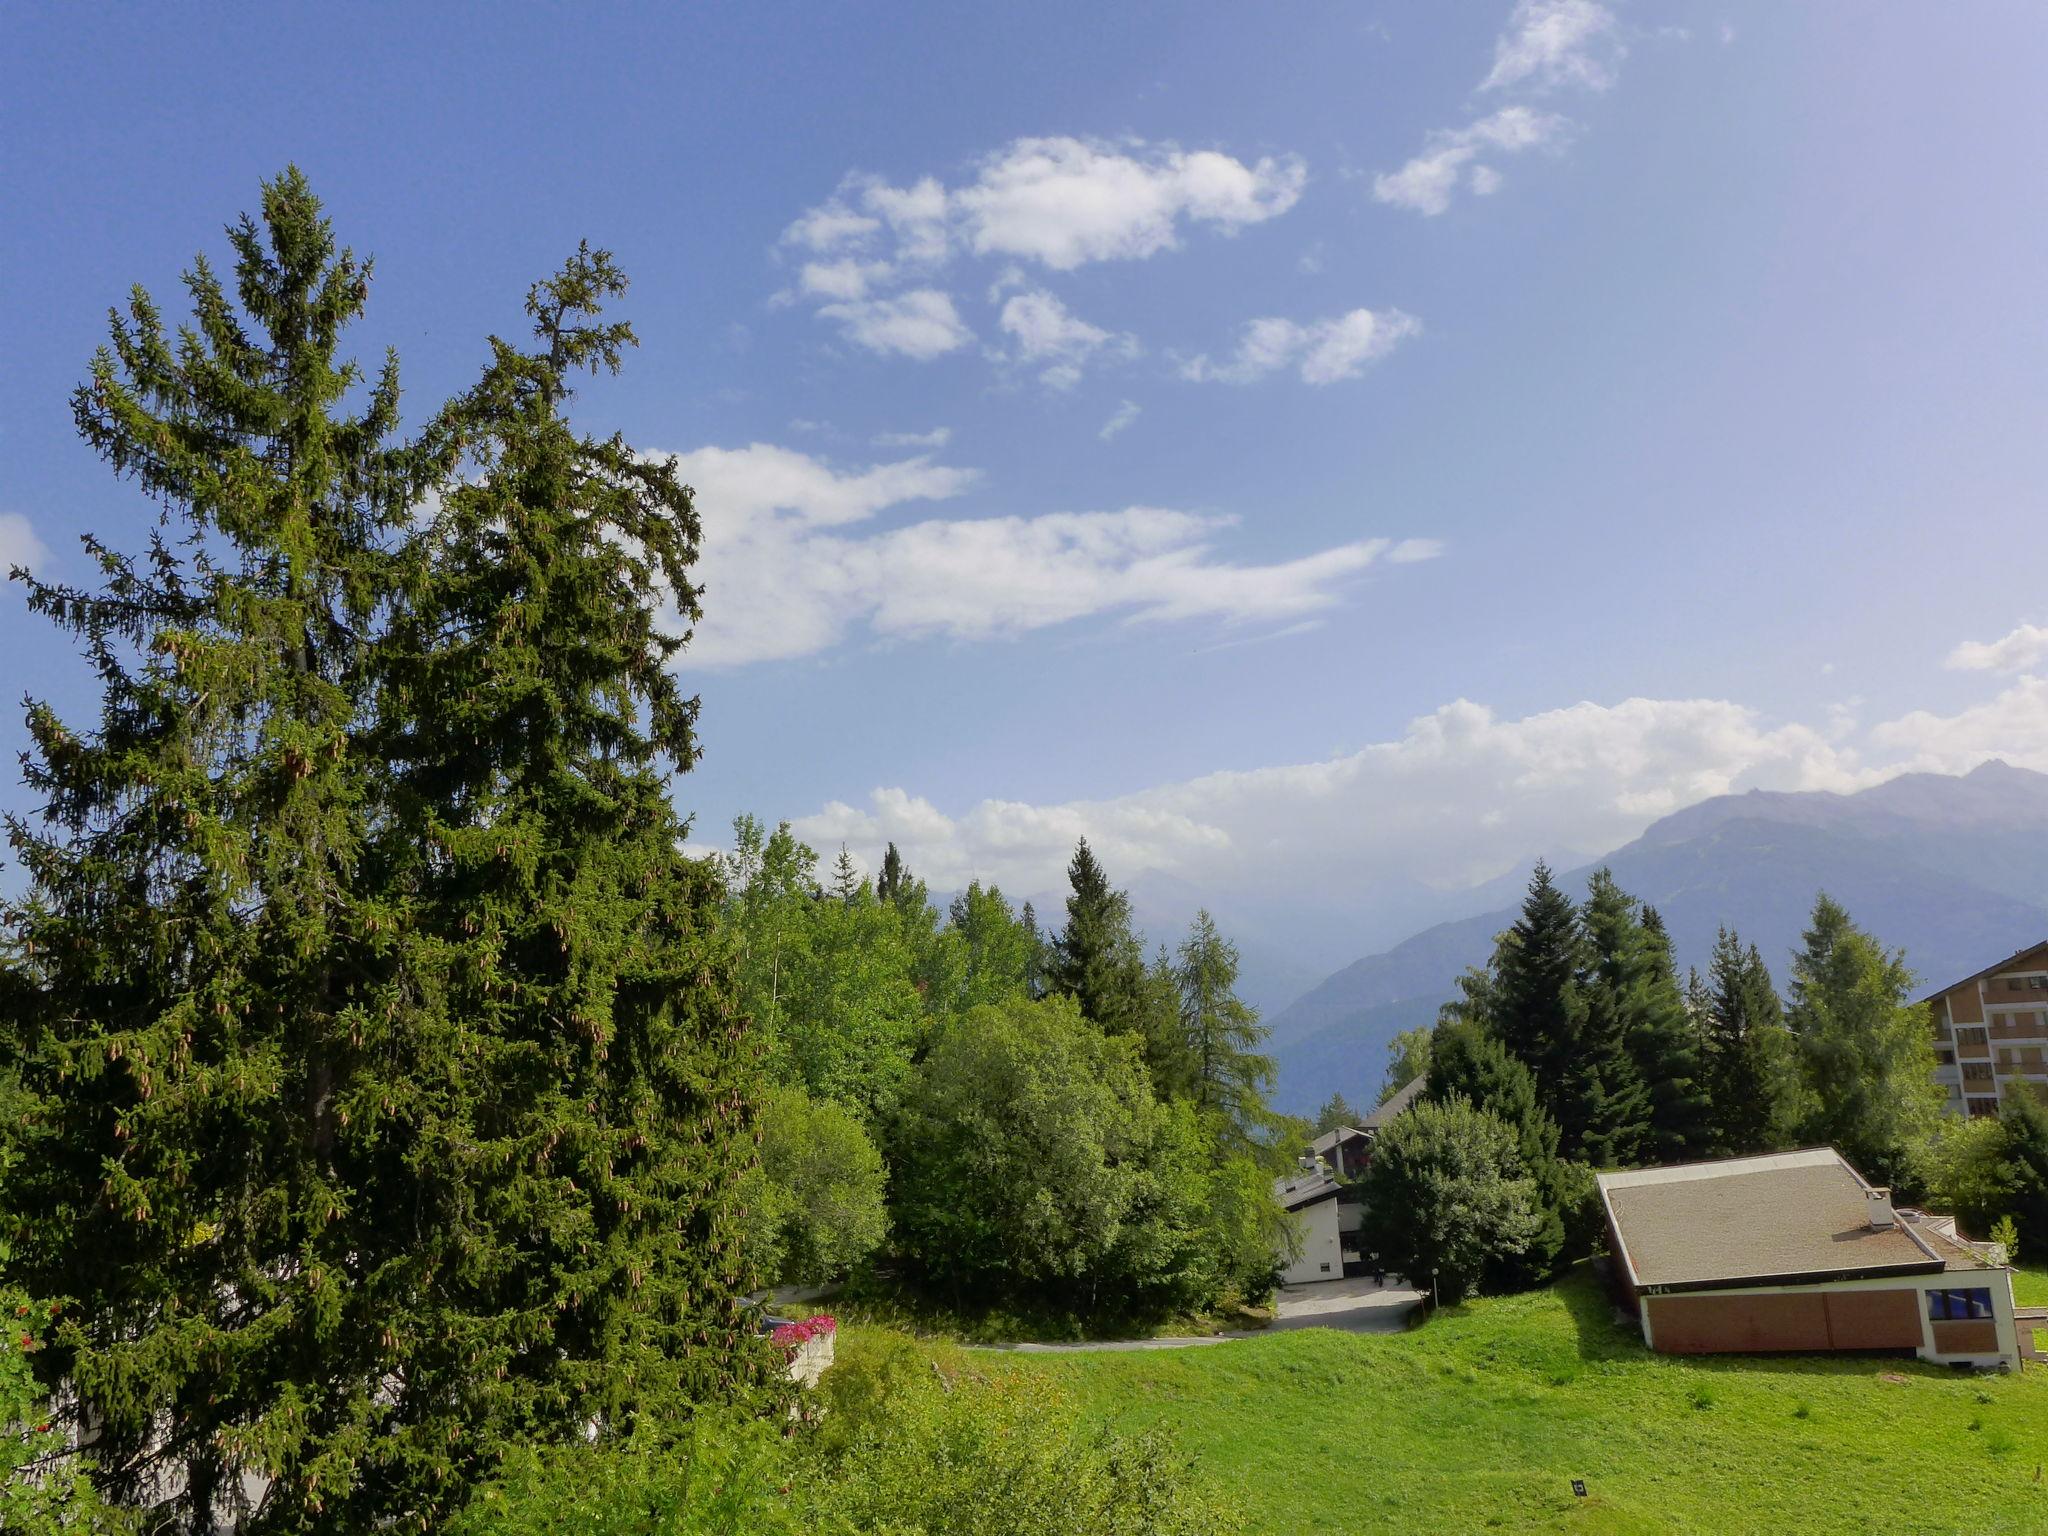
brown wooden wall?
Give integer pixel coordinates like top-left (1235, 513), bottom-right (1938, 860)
top-left (1931, 1319), bottom-right (1999, 1355)
top-left (1647, 1289), bottom-right (1920, 1354)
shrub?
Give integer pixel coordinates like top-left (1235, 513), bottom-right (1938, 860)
top-left (1, 1289), bottom-right (134, 1536)
top-left (1360, 1094), bottom-right (1542, 1304)
top-left (742, 1086), bottom-right (889, 1287)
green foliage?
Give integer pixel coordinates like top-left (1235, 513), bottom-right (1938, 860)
top-left (1486, 862), bottom-right (1585, 1097)
top-left (1921, 1112), bottom-right (2016, 1238)
top-left (1313, 1092), bottom-right (1363, 1134)
top-left (1423, 1022), bottom-right (1581, 1284)
top-left (1174, 910), bottom-right (1275, 1151)
top-left (1787, 895), bottom-right (1945, 1191)
top-left (718, 817), bottom-right (926, 1126)
top-left (1047, 840), bottom-right (1153, 1036)
top-left (810, 1337), bottom-right (1243, 1536)
top-left (2001, 1090), bottom-right (2048, 1259)
top-left (741, 1085), bottom-right (889, 1287)
top-left (1359, 1095), bottom-right (1542, 1304)
top-left (446, 1416), bottom-right (801, 1536)
top-left (1701, 927), bottom-right (1806, 1155)
top-left (1989, 1214), bottom-right (2020, 1264)
top-left (1, 179), bottom-right (767, 1530)
top-left (452, 1329), bottom-right (1244, 1536)
top-left (889, 995), bottom-right (1213, 1314)
top-left (2, 1287), bottom-right (133, 1533)
top-left (944, 880), bottom-right (1044, 1011)
top-left (1380, 1025), bottom-right (1433, 1104)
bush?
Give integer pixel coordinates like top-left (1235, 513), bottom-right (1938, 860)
top-left (740, 1085), bottom-right (889, 1287)
top-left (447, 1415), bottom-right (799, 1536)
top-left (1, 1289), bottom-right (134, 1536)
top-left (451, 1327), bottom-right (1241, 1535)
top-left (1360, 1094), bottom-right (1542, 1304)
top-left (800, 1329), bottom-right (1242, 1536)
top-left (889, 995), bottom-right (1213, 1315)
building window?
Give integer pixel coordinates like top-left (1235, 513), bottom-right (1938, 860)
top-left (1935, 1048), bottom-right (1956, 1065)
top-left (1927, 1287), bottom-right (1993, 1321)
top-left (1962, 1062), bottom-right (1994, 1084)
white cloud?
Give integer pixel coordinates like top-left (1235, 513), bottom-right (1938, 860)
top-left (1374, 107), bottom-right (1570, 217)
top-left (997, 289), bottom-right (1136, 389)
top-left (1181, 307), bottom-right (1422, 385)
top-left (873, 426), bottom-right (952, 449)
top-left (1872, 676), bottom-right (2048, 776)
top-left (793, 693), bottom-right (1875, 913)
top-left (667, 442), bottom-right (1424, 668)
top-left (1945, 622), bottom-right (2048, 674)
top-left (1481, 0), bottom-right (1623, 93)
top-left (776, 136), bottom-right (1307, 364)
top-left (816, 289), bottom-right (973, 359)
top-left (1387, 538), bottom-right (1443, 563)
top-left (1099, 400), bottom-right (1142, 441)
top-left (953, 137), bottom-right (1305, 271)
top-left (0, 512), bottom-right (48, 574)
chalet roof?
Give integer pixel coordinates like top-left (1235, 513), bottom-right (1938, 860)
top-left (1359, 1074), bottom-right (1426, 1131)
top-left (1917, 938), bottom-right (2048, 1005)
top-left (1598, 1148), bottom-right (1942, 1292)
top-left (1273, 1163), bottom-right (1343, 1212)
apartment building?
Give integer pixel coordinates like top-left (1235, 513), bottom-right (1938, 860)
top-left (1923, 939), bottom-right (2048, 1118)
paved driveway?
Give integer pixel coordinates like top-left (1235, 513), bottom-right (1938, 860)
top-left (987, 1276), bottom-right (1423, 1353)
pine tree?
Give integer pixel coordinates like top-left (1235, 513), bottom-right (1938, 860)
top-left (876, 842), bottom-right (912, 907)
top-left (1563, 872), bottom-right (1655, 1168)
top-left (1045, 839), bottom-right (1150, 1036)
top-left (1, 171), bottom-right (454, 1528)
top-left (1173, 911), bottom-right (1274, 1146)
top-left (1623, 901), bottom-right (1713, 1162)
top-left (1786, 894), bottom-right (1944, 1191)
top-left (373, 241), bottom-right (777, 1507)
top-left (1019, 901), bottom-right (1047, 998)
top-left (1313, 1092), bottom-right (1363, 1135)
top-left (1702, 927), bottom-right (1804, 1155)
top-left (828, 845), bottom-right (862, 902)
top-left (1489, 863), bottom-right (1584, 1094)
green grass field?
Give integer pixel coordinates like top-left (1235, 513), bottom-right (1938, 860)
top-left (2012, 1263), bottom-right (2047, 1308)
top-left (976, 1269), bottom-right (2048, 1535)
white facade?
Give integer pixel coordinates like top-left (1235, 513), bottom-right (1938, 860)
top-left (1279, 1195), bottom-right (1342, 1287)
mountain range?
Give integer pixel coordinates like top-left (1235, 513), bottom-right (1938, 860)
top-left (1265, 760), bottom-right (2048, 1114)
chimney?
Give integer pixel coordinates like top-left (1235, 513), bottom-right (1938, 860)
top-left (1865, 1187), bottom-right (1896, 1229)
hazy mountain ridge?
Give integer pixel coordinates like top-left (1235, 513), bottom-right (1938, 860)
top-left (1269, 761), bottom-right (2048, 1113)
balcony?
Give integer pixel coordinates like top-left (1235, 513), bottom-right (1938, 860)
top-left (1987, 1015), bottom-right (2048, 1041)
top-left (1957, 1038), bottom-right (1992, 1060)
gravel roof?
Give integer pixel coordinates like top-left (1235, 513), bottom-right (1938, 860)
top-left (1599, 1149), bottom-right (1938, 1288)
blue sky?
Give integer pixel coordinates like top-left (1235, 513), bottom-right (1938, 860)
top-left (6, 2), bottom-right (2048, 983)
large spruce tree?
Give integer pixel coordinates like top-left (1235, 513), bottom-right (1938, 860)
top-left (375, 244), bottom-right (776, 1499)
top-left (1488, 863), bottom-right (1584, 1093)
top-left (0, 182), bottom-right (767, 1532)
top-left (1045, 839), bottom-right (1151, 1035)
top-left (1702, 926), bottom-right (1804, 1155)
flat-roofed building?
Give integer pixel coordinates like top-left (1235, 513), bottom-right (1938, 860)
top-left (1922, 939), bottom-right (2048, 1118)
top-left (1599, 1148), bottom-right (2019, 1368)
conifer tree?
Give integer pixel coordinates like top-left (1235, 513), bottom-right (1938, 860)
top-left (1045, 839), bottom-right (1150, 1036)
top-left (1618, 898), bottom-right (1713, 1162)
top-left (828, 845), bottom-right (862, 902)
top-left (1, 171), bottom-right (455, 1528)
top-left (1561, 873), bottom-right (1656, 1169)
top-left (1702, 927), bottom-right (1804, 1155)
top-left (1786, 894), bottom-right (1944, 1190)
top-left (876, 842), bottom-right (913, 907)
top-left (1313, 1092), bottom-right (1363, 1135)
top-left (1173, 911), bottom-right (1274, 1148)
top-left (2000, 1091), bottom-right (2048, 1260)
top-left (1424, 1021), bottom-right (1580, 1283)
top-left (374, 242), bottom-right (776, 1504)
top-left (1488, 863), bottom-right (1584, 1094)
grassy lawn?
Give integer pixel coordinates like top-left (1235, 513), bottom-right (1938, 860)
top-left (973, 1268), bottom-right (2048, 1535)
top-left (2012, 1263), bottom-right (2048, 1308)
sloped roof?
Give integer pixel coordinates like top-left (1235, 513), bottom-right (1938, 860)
top-left (1917, 938), bottom-right (2048, 1005)
top-left (1598, 1148), bottom-right (1941, 1291)
top-left (1359, 1074), bottom-right (1426, 1131)
top-left (1273, 1162), bottom-right (1343, 1211)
